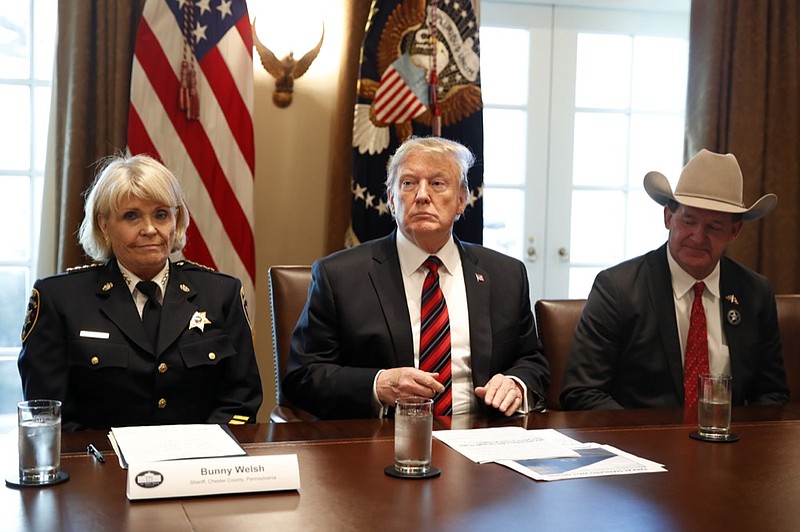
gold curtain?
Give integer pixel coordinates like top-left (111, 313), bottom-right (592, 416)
top-left (324, 0), bottom-right (373, 255)
top-left (50, 1), bottom-right (146, 271)
top-left (686, 0), bottom-right (800, 292)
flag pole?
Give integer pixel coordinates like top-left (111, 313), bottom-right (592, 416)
top-left (429, 0), bottom-right (441, 137)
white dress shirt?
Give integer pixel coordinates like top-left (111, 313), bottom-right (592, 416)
top-left (395, 231), bottom-right (476, 414)
top-left (371, 231), bottom-right (528, 415)
top-left (118, 262), bottom-right (170, 319)
top-left (667, 249), bottom-right (731, 376)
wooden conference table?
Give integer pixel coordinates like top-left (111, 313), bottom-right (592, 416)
top-left (5, 405), bottom-right (800, 531)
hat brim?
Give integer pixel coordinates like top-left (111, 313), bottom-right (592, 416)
top-left (643, 171), bottom-right (777, 221)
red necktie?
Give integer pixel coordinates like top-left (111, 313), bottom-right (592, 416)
top-left (419, 256), bottom-right (452, 416)
top-left (684, 281), bottom-right (709, 415)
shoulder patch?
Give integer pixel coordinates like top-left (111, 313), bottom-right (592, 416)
top-left (240, 287), bottom-right (252, 330)
top-left (65, 262), bottom-right (103, 273)
top-left (21, 288), bottom-right (40, 343)
top-left (175, 259), bottom-right (216, 272)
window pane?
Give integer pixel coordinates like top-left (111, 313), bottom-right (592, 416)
top-left (481, 27), bottom-right (529, 106)
top-left (572, 112), bottom-right (629, 187)
top-left (0, 267), bottom-right (28, 348)
top-left (0, 355), bottom-right (23, 431)
top-left (483, 108), bottom-right (527, 186)
top-left (632, 36), bottom-right (688, 112)
top-left (628, 113), bottom-right (685, 188)
top-left (570, 190), bottom-right (625, 264)
top-left (0, 0), bottom-right (31, 79)
top-left (626, 189), bottom-right (667, 257)
top-left (0, 85), bottom-right (31, 170)
top-left (33, 0), bottom-right (57, 80)
top-left (483, 188), bottom-right (524, 260)
top-left (0, 0), bottom-right (55, 432)
top-left (569, 266), bottom-right (601, 299)
top-left (575, 33), bottom-right (632, 109)
top-left (0, 176), bottom-right (31, 261)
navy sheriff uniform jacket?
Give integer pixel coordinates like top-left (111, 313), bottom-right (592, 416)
top-left (18, 260), bottom-right (262, 431)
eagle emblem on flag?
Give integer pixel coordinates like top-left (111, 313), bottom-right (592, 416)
top-left (353, 0), bottom-right (482, 155)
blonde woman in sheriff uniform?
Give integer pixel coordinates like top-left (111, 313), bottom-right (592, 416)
top-left (18, 154), bottom-right (262, 431)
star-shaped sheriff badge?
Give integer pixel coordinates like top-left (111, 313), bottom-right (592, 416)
top-left (189, 311), bottom-right (211, 332)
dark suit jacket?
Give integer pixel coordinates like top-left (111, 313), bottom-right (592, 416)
top-left (18, 260), bottom-right (263, 431)
top-left (282, 232), bottom-right (550, 419)
top-left (561, 244), bottom-right (789, 410)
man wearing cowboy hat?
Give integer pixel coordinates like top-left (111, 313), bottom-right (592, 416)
top-left (561, 149), bottom-right (789, 411)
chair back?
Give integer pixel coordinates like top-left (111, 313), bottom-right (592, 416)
top-left (776, 294), bottom-right (800, 403)
top-left (268, 265), bottom-right (313, 421)
top-left (534, 299), bottom-right (586, 411)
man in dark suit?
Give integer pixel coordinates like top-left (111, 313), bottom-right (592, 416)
top-left (561, 149), bottom-right (789, 410)
top-left (282, 137), bottom-right (549, 419)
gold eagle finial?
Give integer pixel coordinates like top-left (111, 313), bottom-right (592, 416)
top-left (252, 19), bottom-right (324, 108)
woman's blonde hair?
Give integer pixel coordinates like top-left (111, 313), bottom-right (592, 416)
top-left (78, 154), bottom-right (190, 261)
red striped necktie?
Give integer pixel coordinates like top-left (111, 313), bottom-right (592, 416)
top-left (419, 256), bottom-right (452, 416)
top-left (684, 281), bottom-right (709, 416)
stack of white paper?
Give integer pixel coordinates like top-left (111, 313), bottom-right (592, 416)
top-left (108, 424), bottom-right (246, 469)
top-left (433, 427), bottom-right (666, 481)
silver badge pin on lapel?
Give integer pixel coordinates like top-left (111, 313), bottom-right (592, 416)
top-left (727, 309), bottom-right (741, 326)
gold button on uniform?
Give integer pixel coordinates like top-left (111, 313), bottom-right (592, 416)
top-left (157, 363), bottom-right (168, 374)
top-left (90, 356), bottom-right (99, 366)
top-left (208, 352), bottom-right (216, 360)
top-left (158, 398), bottom-right (167, 409)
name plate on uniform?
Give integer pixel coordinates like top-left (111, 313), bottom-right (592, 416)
top-left (126, 454), bottom-right (300, 500)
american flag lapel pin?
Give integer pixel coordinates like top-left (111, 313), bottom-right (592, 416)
top-left (475, 273), bottom-right (485, 283)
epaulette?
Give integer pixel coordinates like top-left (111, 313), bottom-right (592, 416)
top-left (174, 259), bottom-right (216, 272)
top-left (65, 262), bottom-right (103, 273)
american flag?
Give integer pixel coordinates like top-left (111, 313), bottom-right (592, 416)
top-left (372, 54), bottom-right (429, 124)
top-left (127, 0), bottom-right (256, 309)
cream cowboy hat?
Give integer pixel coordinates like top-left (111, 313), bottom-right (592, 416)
top-left (643, 149), bottom-right (777, 221)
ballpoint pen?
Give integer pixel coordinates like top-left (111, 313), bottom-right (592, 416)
top-left (87, 443), bottom-right (106, 464)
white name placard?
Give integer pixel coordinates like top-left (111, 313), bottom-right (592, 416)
top-left (126, 454), bottom-right (300, 500)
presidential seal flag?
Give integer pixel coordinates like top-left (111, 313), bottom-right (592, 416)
top-left (350, 0), bottom-right (484, 246)
top-left (127, 0), bottom-right (256, 310)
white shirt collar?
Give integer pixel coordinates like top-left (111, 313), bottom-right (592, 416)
top-left (396, 230), bottom-right (459, 277)
top-left (118, 261), bottom-right (170, 299)
top-left (666, 246), bottom-right (721, 300)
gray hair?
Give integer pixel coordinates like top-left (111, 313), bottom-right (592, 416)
top-left (78, 154), bottom-right (190, 262)
top-left (384, 136), bottom-right (475, 198)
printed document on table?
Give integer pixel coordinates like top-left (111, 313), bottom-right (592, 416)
top-left (496, 443), bottom-right (667, 481)
top-left (433, 427), bottom-right (581, 463)
top-left (108, 424), bottom-right (246, 469)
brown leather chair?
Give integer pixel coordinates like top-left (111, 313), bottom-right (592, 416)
top-left (534, 299), bottom-right (586, 411)
top-left (267, 265), bottom-right (317, 422)
top-left (776, 294), bottom-right (800, 403)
